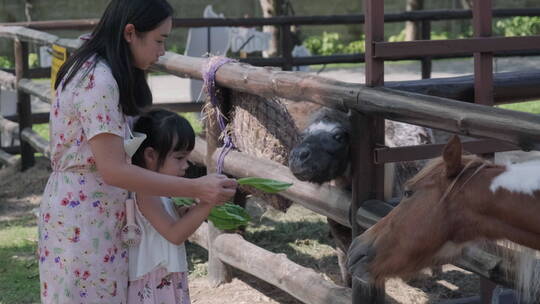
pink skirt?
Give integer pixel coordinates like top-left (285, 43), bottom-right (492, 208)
top-left (128, 267), bottom-right (190, 304)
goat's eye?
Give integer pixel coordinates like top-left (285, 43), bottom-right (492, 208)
top-left (403, 190), bottom-right (414, 198)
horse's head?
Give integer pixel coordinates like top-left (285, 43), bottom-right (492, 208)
top-left (288, 108), bottom-right (351, 184)
top-left (347, 136), bottom-right (494, 284)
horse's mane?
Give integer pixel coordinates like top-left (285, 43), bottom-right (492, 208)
top-left (404, 154), bottom-right (493, 188)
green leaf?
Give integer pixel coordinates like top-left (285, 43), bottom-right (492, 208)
top-left (237, 177), bottom-right (292, 193)
top-left (172, 197), bottom-right (196, 206)
top-left (208, 203), bottom-right (251, 230)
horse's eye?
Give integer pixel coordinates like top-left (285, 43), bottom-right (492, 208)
top-left (403, 190), bottom-right (414, 198)
top-left (333, 132), bottom-right (347, 143)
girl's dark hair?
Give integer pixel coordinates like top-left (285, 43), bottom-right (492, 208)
top-left (132, 109), bottom-right (195, 169)
top-left (54, 0), bottom-right (173, 116)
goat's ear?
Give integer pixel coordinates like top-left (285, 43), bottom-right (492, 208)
top-left (443, 135), bottom-right (463, 178)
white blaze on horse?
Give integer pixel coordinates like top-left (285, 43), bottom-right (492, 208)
top-left (347, 135), bottom-right (540, 303)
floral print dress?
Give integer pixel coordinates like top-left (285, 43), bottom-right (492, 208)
top-left (39, 55), bottom-right (129, 303)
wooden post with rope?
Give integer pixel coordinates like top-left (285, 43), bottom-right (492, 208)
top-left (203, 58), bottom-right (235, 287)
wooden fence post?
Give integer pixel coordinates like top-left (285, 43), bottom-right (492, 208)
top-left (280, 24), bottom-right (293, 71)
top-left (420, 20), bottom-right (432, 79)
top-left (350, 111), bottom-right (385, 304)
top-left (351, 0), bottom-right (386, 303)
top-left (205, 87), bottom-right (233, 287)
top-left (14, 38), bottom-right (34, 170)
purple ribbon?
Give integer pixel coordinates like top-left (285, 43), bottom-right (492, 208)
top-left (202, 56), bottom-right (236, 174)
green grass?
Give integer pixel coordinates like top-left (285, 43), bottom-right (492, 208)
top-left (497, 100), bottom-right (540, 114)
top-left (0, 216), bottom-right (40, 304)
top-left (32, 124), bottom-right (50, 141)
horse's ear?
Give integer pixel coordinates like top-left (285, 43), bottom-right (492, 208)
top-left (443, 135), bottom-right (463, 178)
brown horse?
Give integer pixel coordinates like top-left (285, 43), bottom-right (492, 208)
top-left (347, 135), bottom-right (540, 302)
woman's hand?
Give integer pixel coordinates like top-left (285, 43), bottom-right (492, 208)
top-left (194, 174), bottom-right (237, 205)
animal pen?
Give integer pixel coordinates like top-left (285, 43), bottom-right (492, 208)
top-left (1, 1), bottom-right (540, 303)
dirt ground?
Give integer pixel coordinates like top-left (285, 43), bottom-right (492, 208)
top-left (0, 157), bottom-right (483, 304)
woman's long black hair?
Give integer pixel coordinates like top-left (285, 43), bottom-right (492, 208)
top-left (132, 109), bottom-right (195, 169)
top-left (54, 0), bottom-right (173, 116)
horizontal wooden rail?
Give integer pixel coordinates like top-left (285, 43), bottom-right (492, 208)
top-left (156, 53), bottom-right (540, 150)
top-left (2, 26), bottom-right (540, 73)
top-left (374, 36), bottom-right (540, 60)
top-left (0, 149), bottom-right (19, 166)
top-left (157, 102), bottom-right (203, 113)
top-left (188, 134), bottom-right (521, 289)
top-left (1, 67), bottom-right (50, 79)
top-left (3, 9), bottom-right (540, 30)
top-left (0, 70), bottom-right (16, 89)
top-left (214, 233), bottom-right (352, 304)
top-left (18, 79), bottom-right (52, 104)
top-left (0, 19), bottom-right (99, 30)
top-left (374, 139), bottom-right (519, 164)
top-left (189, 137), bottom-right (350, 227)
top-left (5, 112), bottom-right (49, 124)
top-left (20, 128), bottom-right (50, 159)
top-left (0, 26), bottom-right (58, 45)
top-left (190, 222), bottom-right (351, 304)
top-left (387, 70), bottom-right (540, 104)
top-left (0, 26), bottom-right (82, 51)
top-left (0, 116), bottom-right (19, 133)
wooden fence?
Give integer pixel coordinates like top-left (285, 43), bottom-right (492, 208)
top-left (2, 23), bottom-right (540, 303)
top-left (3, 8), bottom-right (540, 74)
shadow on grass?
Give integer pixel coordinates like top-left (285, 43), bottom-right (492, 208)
top-left (406, 269), bottom-right (479, 303)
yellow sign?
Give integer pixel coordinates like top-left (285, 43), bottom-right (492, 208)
top-left (50, 44), bottom-right (67, 90)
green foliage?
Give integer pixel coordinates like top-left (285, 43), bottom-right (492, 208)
top-left (28, 53), bottom-right (39, 69)
top-left (0, 56), bottom-right (13, 69)
top-left (495, 16), bottom-right (540, 37)
top-left (0, 53), bottom-right (40, 69)
top-left (172, 177), bottom-right (291, 230)
top-left (237, 177), bottom-right (292, 194)
top-left (172, 198), bottom-right (251, 230)
top-left (303, 32), bottom-right (365, 55)
top-left (343, 39), bottom-right (365, 54)
top-left (33, 123), bottom-right (50, 141)
top-left (388, 29), bottom-right (406, 42)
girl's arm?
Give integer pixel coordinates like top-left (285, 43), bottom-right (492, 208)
top-left (89, 133), bottom-right (237, 203)
top-left (137, 194), bottom-right (212, 245)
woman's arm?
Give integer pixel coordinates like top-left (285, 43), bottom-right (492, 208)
top-left (89, 133), bottom-right (237, 203)
top-left (137, 194), bottom-right (212, 245)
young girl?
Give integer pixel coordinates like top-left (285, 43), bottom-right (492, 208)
top-left (128, 109), bottom-right (209, 303)
top-left (39, 0), bottom-right (237, 303)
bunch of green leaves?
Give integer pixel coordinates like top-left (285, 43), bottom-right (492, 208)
top-left (173, 177), bottom-right (292, 230)
top-left (495, 16), bottom-right (540, 37)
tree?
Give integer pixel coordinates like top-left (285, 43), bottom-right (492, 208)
top-left (405, 0), bottom-right (424, 41)
top-left (260, 0), bottom-right (283, 57)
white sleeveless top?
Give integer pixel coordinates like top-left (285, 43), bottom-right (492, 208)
top-left (128, 196), bottom-right (188, 281)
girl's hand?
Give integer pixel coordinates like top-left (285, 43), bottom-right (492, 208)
top-left (195, 174), bottom-right (237, 205)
